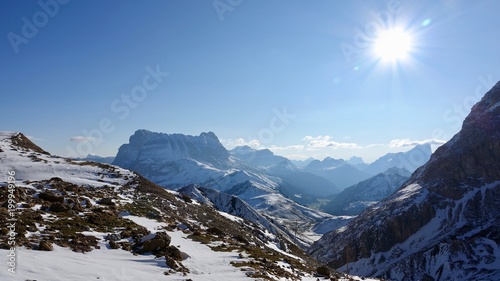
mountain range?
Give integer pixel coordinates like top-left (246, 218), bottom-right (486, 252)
top-left (107, 127), bottom-right (436, 246)
top-left (112, 130), bottom-right (348, 247)
top-left (0, 131), bottom-right (377, 280)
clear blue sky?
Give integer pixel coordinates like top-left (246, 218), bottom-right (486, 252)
top-left (2, 0), bottom-right (499, 162)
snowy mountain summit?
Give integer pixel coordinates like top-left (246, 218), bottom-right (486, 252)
top-left (309, 82), bottom-right (500, 280)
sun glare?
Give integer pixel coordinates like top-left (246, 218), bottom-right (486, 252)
top-left (374, 29), bottom-right (412, 61)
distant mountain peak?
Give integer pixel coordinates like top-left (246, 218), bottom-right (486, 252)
top-left (382, 166), bottom-right (412, 177)
top-left (347, 156), bottom-right (365, 165)
top-left (114, 130), bottom-right (230, 172)
top-left (362, 144), bottom-right (432, 175)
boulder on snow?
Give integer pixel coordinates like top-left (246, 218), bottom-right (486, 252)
top-left (141, 232), bottom-right (171, 254)
top-left (38, 240), bottom-right (53, 251)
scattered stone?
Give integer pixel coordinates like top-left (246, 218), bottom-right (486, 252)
top-left (109, 241), bottom-right (120, 249)
top-left (70, 234), bottom-right (99, 253)
top-left (141, 231), bottom-right (172, 254)
top-left (49, 202), bottom-right (70, 212)
top-left (165, 245), bottom-right (182, 260)
top-left (39, 240), bottom-right (53, 251)
top-left (97, 198), bottom-right (115, 205)
top-left (38, 191), bottom-right (64, 203)
top-left (166, 256), bottom-right (178, 269)
top-left (105, 233), bottom-right (121, 242)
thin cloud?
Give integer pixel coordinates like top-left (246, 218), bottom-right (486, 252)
top-left (303, 135), bottom-right (360, 149)
top-left (69, 136), bottom-right (96, 143)
top-left (389, 138), bottom-right (446, 147)
top-left (220, 138), bottom-right (261, 149)
top-left (268, 145), bottom-right (305, 151)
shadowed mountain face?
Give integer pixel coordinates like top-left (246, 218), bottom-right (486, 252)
top-left (113, 129), bottom-right (231, 171)
top-left (321, 167), bottom-right (411, 216)
top-left (304, 159), bottom-right (373, 190)
top-left (309, 82), bottom-right (500, 281)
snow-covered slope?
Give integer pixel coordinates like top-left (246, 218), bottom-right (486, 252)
top-left (178, 184), bottom-right (279, 235)
top-left (321, 167), bottom-right (410, 215)
top-left (0, 132), bottom-right (134, 188)
top-left (309, 81), bottom-right (500, 281)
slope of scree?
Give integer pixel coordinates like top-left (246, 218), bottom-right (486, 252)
top-left (308, 81), bottom-right (500, 281)
top-left (0, 132), bottom-right (378, 280)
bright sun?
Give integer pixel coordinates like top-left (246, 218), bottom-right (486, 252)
top-left (374, 29), bottom-right (412, 61)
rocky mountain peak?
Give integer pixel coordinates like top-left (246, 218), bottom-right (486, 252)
top-left (308, 81), bottom-right (500, 281)
top-left (113, 130), bottom-right (230, 172)
top-left (411, 81), bottom-right (500, 199)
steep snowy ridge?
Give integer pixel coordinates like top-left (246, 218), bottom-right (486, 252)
top-left (308, 81), bottom-right (500, 280)
top-left (179, 183), bottom-right (350, 248)
top-left (178, 184), bottom-right (279, 235)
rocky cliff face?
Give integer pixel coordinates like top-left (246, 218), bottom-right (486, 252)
top-left (309, 82), bottom-right (500, 281)
top-left (114, 130), bottom-right (231, 170)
